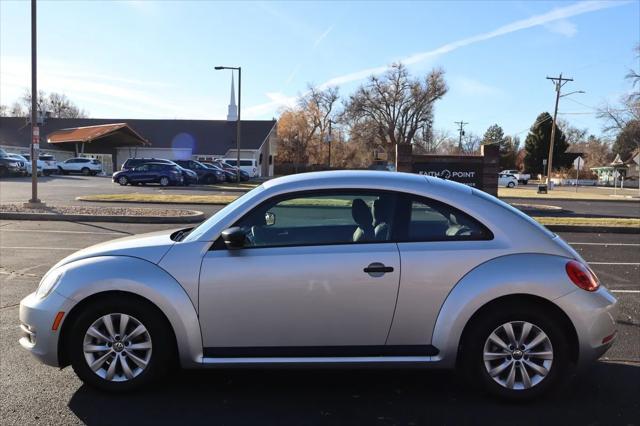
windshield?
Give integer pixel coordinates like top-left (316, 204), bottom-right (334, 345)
top-left (183, 184), bottom-right (266, 242)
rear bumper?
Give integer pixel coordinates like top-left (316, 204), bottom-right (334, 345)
top-left (553, 286), bottom-right (618, 368)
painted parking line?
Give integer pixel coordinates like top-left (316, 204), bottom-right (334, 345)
top-left (0, 229), bottom-right (124, 235)
top-left (610, 290), bottom-right (640, 294)
top-left (587, 262), bottom-right (640, 266)
top-left (570, 243), bottom-right (640, 247)
top-left (0, 247), bottom-right (82, 250)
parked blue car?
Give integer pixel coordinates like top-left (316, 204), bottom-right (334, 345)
top-left (113, 162), bottom-right (183, 186)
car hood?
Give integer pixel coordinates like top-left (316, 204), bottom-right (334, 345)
top-left (53, 229), bottom-right (177, 270)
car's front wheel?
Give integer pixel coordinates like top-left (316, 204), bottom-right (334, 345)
top-left (69, 297), bottom-right (172, 392)
top-left (117, 176), bottom-right (129, 186)
top-left (462, 302), bottom-right (569, 400)
top-left (159, 176), bottom-right (170, 187)
top-left (507, 181), bottom-right (516, 188)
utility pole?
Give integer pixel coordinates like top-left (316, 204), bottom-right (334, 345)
top-left (27, 0), bottom-right (43, 207)
top-left (545, 73), bottom-right (573, 186)
top-left (326, 119), bottom-right (334, 169)
top-left (455, 120), bottom-right (468, 152)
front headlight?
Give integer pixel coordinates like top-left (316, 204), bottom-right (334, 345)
top-left (36, 270), bottom-right (64, 299)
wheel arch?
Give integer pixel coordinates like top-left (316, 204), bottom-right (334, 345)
top-left (52, 256), bottom-right (203, 368)
top-left (58, 290), bottom-right (179, 368)
top-left (430, 253), bottom-right (580, 368)
top-left (456, 294), bottom-right (579, 367)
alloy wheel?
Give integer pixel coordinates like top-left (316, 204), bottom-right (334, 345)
top-left (82, 313), bottom-right (153, 382)
top-left (482, 321), bottom-right (553, 390)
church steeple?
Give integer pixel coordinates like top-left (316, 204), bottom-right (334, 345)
top-left (227, 74), bottom-right (238, 121)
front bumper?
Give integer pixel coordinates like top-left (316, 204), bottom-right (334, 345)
top-left (554, 286), bottom-right (618, 368)
top-left (19, 291), bottom-right (75, 367)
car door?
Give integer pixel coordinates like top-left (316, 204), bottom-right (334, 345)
top-left (386, 194), bottom-right (506, 346)
top-left (130, 164), bottom-right (148, 182)
top-left (199, 190), bottom-right (402, 356)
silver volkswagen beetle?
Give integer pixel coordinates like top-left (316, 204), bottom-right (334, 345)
top-left (19, 171), bottom-right (617, 399)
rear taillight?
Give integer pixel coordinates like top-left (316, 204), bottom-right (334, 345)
top-left (566, 260), bottom-right (599, 292)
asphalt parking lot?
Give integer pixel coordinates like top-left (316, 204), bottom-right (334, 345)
top-left (0, 220), bottom-right (638, 425)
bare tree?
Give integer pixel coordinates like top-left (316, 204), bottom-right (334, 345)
top-left (344, 63), bottom-right (447, 162)
top-left (20, 90), bottom-right (88, 118)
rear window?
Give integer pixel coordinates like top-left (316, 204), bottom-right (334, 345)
top-left (406, 196), bottom-right (492, 241)
top-left (91, 160), bottom-right (101, 164)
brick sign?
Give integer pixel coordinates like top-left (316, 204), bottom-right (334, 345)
top-left (396, 144), bottom-right (499, 196)
top-left (412, 161), bottom-right (483, 188)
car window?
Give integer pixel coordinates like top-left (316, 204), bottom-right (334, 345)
top-left (405, 196), bottom-right (491, 241)
top-left (233, 191), bottom-right (397, 248)
top-left (136, 165), bottom-right (149, 171)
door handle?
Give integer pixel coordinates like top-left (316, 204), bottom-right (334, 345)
top-left (364, 263), bottom-right (394, 274)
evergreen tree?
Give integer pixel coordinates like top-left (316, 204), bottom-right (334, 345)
top-left (482, 124), bottom-right (505, 146)
top-left (500, 135), bottom-right (519, 169)
top-left (524, 112), bottom-right (571, 175)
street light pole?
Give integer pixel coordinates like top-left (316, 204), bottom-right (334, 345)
top-left (215, 65), bottom-right (241, 183)
top-left (28, 0), bottom-right (42, 207)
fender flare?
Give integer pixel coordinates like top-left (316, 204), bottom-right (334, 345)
top-left (430, 253), bottom-right (577, 367)
top-left (54, 255), bottom-right (203, 367)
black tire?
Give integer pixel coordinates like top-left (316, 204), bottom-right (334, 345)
top-left (43, 170), bottom-right (51, 176)
top-left (461, 301), bottom-right (569, 400)
top-left (117, 176), bottom-right (129, 186)
top-left (507, 182), bottom-right (515, 188)
top-left (81, 167), bottom-right (90, 176)
top-left (523, 180), bottom-right (529, 185)
top-left (69, 296), bottom-right (173, 392)
top-left (159, 176), bottom-right (170, 187)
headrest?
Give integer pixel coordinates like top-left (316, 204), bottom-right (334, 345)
top-left (373, 198), bottom-right (392, 222)
top-left (351, 199), bottom-right (373, 227)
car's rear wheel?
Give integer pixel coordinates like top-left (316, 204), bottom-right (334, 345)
top-left (462, 303), bottom-right (568, 400)
top-left (159, 176), bottom-right (170, 187)
top-left (117, 176), bottom-right (129, 186)
top-left (69, 298), bottom-right (171, 392)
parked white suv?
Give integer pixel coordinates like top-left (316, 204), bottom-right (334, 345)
top-left (222, 158), bottom-right (259, 177)
top-left (58, 158), bottom-right (103, 175)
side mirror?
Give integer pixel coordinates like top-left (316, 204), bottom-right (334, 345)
top-left (221, 227), bottom-right (246, 249)
top-left (265, 212), bottom-right (276, 226)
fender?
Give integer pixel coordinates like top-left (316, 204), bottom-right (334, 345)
top-left (430, 253), bottom-right (578, 367)
top-left (52, 256), bottom-right (203, 368)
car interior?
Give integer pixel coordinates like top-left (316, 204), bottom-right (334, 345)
top-left (233, 192), bottom-right (489, 248)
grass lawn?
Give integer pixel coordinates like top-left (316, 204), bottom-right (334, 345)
top-left (498, 187), bottom-right (639, 201)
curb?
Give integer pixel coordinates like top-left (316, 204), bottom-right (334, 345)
top-left (545, 224), bottom-right (640, 234)
top-left (76, 197), bottom-right (231, 205)
top-left (0, 211), bottom-right (206, 224)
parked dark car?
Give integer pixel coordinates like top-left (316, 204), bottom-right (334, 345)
top-left (200, 162), bottom-right (230, 182)
top-left (174, 160), bottom-right (221, 184)
top-left (122, 158), bottom-right (197, 185)
top-left (113, 163), bottom-right (183, 186)
top-left (210, 160), bottom-right (247, 182)
top-left (0, 148), bottom-right (22, 177)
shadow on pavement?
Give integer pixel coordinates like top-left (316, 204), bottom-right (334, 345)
top-left (68, 361), bottom-right (640, 425)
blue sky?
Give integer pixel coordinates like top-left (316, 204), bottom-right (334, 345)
top-left (1, 0), bottom-right (638, 138)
